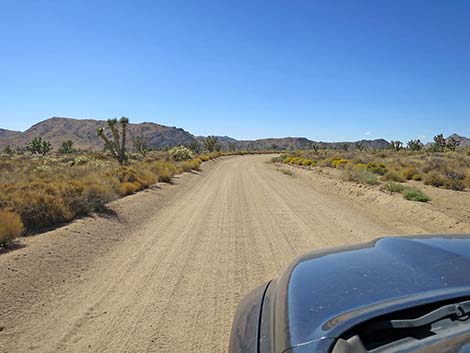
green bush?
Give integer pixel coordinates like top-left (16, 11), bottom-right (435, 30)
top-left (402, 187), bottom-right (431, 202)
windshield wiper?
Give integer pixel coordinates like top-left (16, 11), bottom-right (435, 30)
top-left (388, 300), bottom-right (470, 329)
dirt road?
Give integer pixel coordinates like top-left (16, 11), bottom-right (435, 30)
top-left (0, 155), bottom-right (466, 353)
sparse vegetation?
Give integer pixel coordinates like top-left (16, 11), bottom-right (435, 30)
top-left (383, 182), bottom-right (431, 202)
top-left (275, 140), bottom-right (470, 195)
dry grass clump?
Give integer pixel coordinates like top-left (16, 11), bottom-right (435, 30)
top-left (342, 169), bottom-right (379, 185)
top-left (0, 209), bottom-right (24, 245)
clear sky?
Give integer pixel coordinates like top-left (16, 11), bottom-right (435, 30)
top-left (0, 0), bottom-right (469, 142)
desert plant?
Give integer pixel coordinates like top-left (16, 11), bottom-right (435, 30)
top-left (204, 136), bottom-right (219, 152)
top-left (383, 170), bottom-right (405, 182)
top-left (390, 140), bottom-right (403, 152)
top-left (2, 145), bottom-right (14, 155)
top-left (343, 169), bottom-right (379, 185)
top-left (132, 136), bottom-right (149, 157)
top-left (26, 137), bottom-right (53, 155)
top-left (424, 172), bottom-right (447, 187)
top-left (0, 209), bottom-right (24, 245)
top-left (401, 166), bottom-right (417, 180)
top-left (430, 134), bottom-right (447, 152)
top-left (402, 187), bottom-right (431, 202)
top-left (188, 141), bottom-right (202, 154)
top-left (355, 142), bottom-right (367, 151)
top-left (97, 117), bottom-right (129, 165)
top-left (407, 139), bottom-right (423, 151)
top-left (383, 181), bottom-right (405, 193)
top-left (447, 137), bottom-right (460, 152)
top-left (367, 162), bottom-right (387, 175)
top-left (228, 142), bottom-right (237, 152)
top-left (58, 140), bottom-right (74, 154)
top-left (168, 146), bottom-right (193, 161)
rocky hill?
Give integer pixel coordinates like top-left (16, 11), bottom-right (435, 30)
top-left (0, 117), bottom-right (198, 150)
top-left (0, 128), bottom-right (21, 139)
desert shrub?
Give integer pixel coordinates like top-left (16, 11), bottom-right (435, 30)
top-left (424, 172), bottom-right (447, 188)
top-left (0, 210), bottom-right (24, 245)
top-left (353, 163), bottom-right (367, 171)
top-left (465, 175), bottom-right (470, 189)
top-left (301, 159), bottom-right (314, 166)
top-left (13, 185), bottom-right (73, 230)
top-left (444, 177), bottom-right (465, 191)
top-left (271, 156), bottom-right (283, 163)
top-left (402, 187), bottom-right (431, 202)
top-left (119, 182), bottom-right (141, 196)
top-left (178, 159), bottom-right (201, 172)
top-left (277, 168), bottom-right (294, 176)
top-left (343, 169), bottom-right (379, 185)
top-left (332, 159), bottom-right (349, 168)
top-left (443, 166), bottom-right (466, 191)
top-left (319, 158), bottom-right (333, 167)
top-left (412, 174), bottom-right (422, 181)
top-left (383, 170), bottom-right (405, 182)
top-left (383, 182), bottom-right (405, 193)
top-left (168, 146), bottom-right (194, 161)
top-left (401, 166), bottom-right (417, 180)
top-left (367, 162), bottom-right (387, 175)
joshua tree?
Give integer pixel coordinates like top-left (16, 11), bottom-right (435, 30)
top-left (355, 142), bottom-right (367, 151)
top-left (2, 145), bottom-right (13, 155)
top-left (390, 140), bottom-right (403, 152)
top-left (97, 117), bottom-right (129, 165)
top-left (58, 140), bottom-right (74, 154)
top-left (430, 134), bottom-right (447, 152)
top-left (446, 137), bottom-right (460, 152)
top-left (26, 137), bottom-right (53, 155)
top-left (204, 136), bottom-right (219, 152)
top-left (342, 143), bottom-right (349, 151)
top-left (132, 136), bottom-right (148, 157)
top-left (407, 139), bottom-right (423, 151)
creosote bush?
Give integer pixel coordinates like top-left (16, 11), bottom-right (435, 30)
top-left (0, 209), bottom-right (24, 245)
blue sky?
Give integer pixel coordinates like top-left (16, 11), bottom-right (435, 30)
top-left (0, 0), bottom-right (469, 142)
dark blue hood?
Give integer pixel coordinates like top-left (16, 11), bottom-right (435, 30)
top-left (273, 235), bottom-right (470, 352)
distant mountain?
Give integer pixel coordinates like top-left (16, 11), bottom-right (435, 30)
top-left (447, 133), bottom-right (470, 147)
top-left (0, 117), bottom-right (198, 150)
top-left (0, 128), bottom-right (21, 139)
top-left (211, 137), bottom-right (390, 151)
top-left (0, 117), bottom-right (467, 152)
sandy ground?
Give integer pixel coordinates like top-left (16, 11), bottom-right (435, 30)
top-left (1, 155), bottom-right (469, 353)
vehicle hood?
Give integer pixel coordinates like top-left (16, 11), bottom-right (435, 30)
top-left (272, 235), bottom-right (470, 352)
